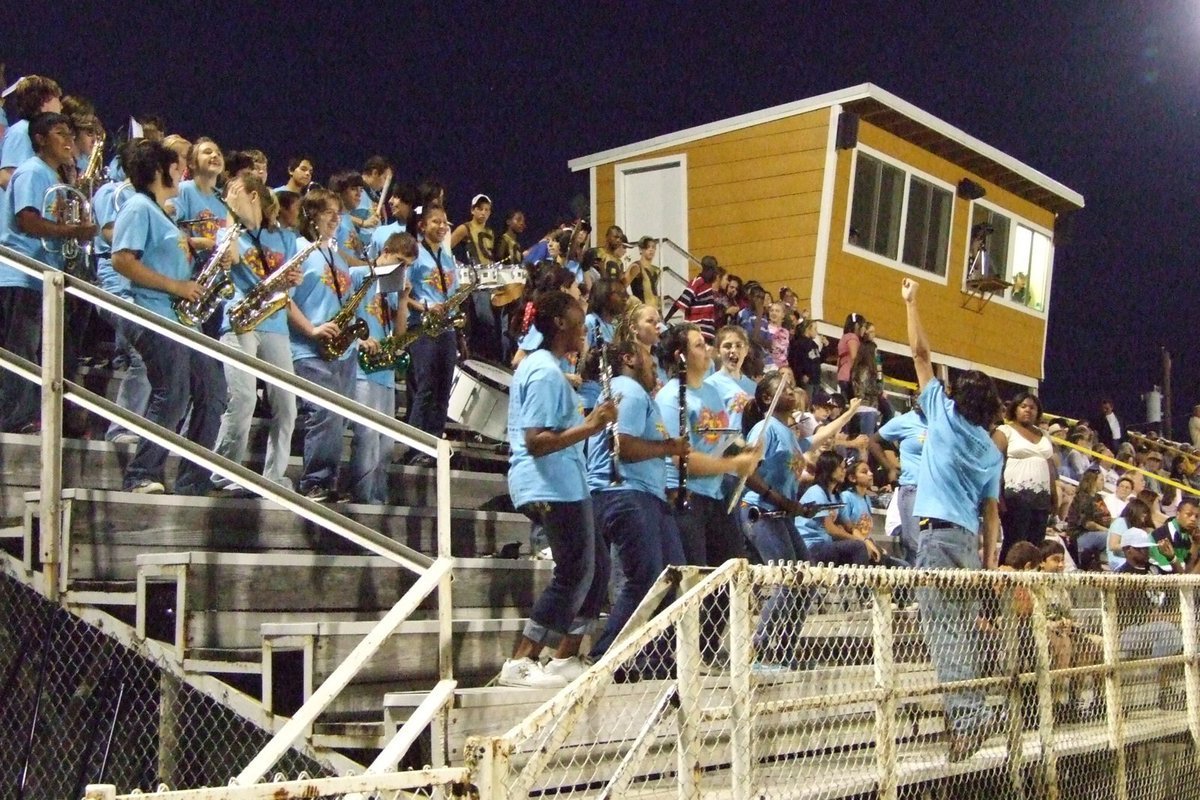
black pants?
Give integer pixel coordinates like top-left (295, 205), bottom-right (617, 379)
top-left (675, 493), bottom-right (747, 660)
top-left (0, 286), bottom-right (78, 432)
top-left (999, 493), bottom-right (1050, 562)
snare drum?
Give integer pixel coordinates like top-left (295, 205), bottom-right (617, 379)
top-left (447, 359), bottom-right (513, 442)
top-left (473, 266), bottom-right (502, 289)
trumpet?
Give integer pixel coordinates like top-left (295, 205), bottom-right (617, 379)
top-left (40, 183), bottom-right (94, 272)
top-left (173, 223), bottom-right (243, 327)
top-left (228, 236), bottom-right (332, 334)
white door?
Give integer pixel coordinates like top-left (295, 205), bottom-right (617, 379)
top-left (614, 155), bottom-right (689, 308)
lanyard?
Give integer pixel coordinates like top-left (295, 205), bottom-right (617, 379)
top-left (318, 246), bottom-right (344, 301)
top-left (423, 242), bottom-right (450, 298)
top-left (244, 228), bottom-right (270, 280)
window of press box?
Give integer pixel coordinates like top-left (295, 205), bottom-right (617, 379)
top-left (848, 152), bottom-right (952, 277)
top-left (967, 204), bottom-right (1050, 313)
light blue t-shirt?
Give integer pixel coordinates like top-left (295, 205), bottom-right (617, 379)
top-left (0, 156), bottom-right (64, 287)
top-left (173, 180), bottom-right (228, 246)
top-left (584, 313), bottom-right (614, 350)
top-left (508, 348), bottom-right (588, 506)
top-left (289, 239), bottom-right (355, 362)
top-left (222, 226), bottom-right (297, 336)
top-left (336, 211), bottom-right (365, 259)
top-left (107, 155), bottom-right (126, 182)
top-left (366, 221), bottom-right (405, 262)
top-left (912, 378), bottom-right (1002, 536)
top-left (878, 410), bottom-right (927, 487)
top-left (795, 483), bottom-right (839, 548)
top-left (0, 120), bottom-right (33, 172)
top-left (92, 181), bottom-right (127, 296)
top-left (741, 416), bottom-right (809, 511)
top-left (349, 265), bottom-right (398, 387)
top-left (705, 370), bottom-right (756, 436)
top-left (656, 378), bottom-right (730, 500)
top-left (1107, 517), bottom-right (1128, 570)
top-left (518, 323), bottom-right (543, 352)
top-left (587, 374), bottom-right (667, 499)
top-left (838, 489), bottom-right (873, 530)
top-left (407, 241), bottom-right (458, 327)
top-left (112, 192), bottom-right (192, 323)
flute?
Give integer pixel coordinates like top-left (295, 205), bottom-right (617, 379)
top-left (599, 345), bottom-right (623, 485)
top-left (725, 372), bottom-right (791, 514)
top-left (675, 353), bottom-right (689, 511)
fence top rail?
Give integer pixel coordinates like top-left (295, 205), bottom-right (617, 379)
top-left (0, 245), bottom-right (439, 456)
top-left (749, 561), bottom-right (1200, 590)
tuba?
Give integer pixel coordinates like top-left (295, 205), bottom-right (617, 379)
top-left (228, 236), bottom-right (332, 334)
top-left (41, 183), bottom-right (94, 277)
top-left (318, 265), bottom-right (376, 361)
top-left (173, 223), bottom-right (244, 327)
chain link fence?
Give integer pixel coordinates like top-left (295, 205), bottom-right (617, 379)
top-left (0, 573), bottom-right (331, 798)
top-left (469, 561), bottom-right (1200, 800)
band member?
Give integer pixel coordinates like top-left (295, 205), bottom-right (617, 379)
top-left (275, 190), bottom-right (301, 232)
top-left (656, 324), bottom-right (761, 567)
top-left (0, 112), bottom-right (97, 432)
top-left (450, 193), bottom-right (495, 264)
top-left (0, 76), bottom-right (63, 192)
top-left (94, 142), bottom-right (150, 444)
top-left (903, 276), bottom-right (1005, 761)
top-left (329, 170), bottom-right (367, 260)
top-left (209, 175), bottom-right (301, 496)
top-left (584, 335), bottom-right (688, 663)
top-left (287, 188), bottom-right (360, 500)
top-left (706, 325), bottom-right (757, 435)
top-left (276, 156), bottom-right (314, 195)
top-left (355, 155), bottom-right (390, 224)
top-left (579, 278), bottom-right (626, 412)
top-left (581, 225), bottom-right (627, 284)
top-left (174, 137), bottom-right (228, 255)
top-left (111, 139), bottom-right (227, 494)
top-left (366, 182), bottom-right (415, 261)
top-left (105, 113), bottom-right (165, 182)
top-left (499, 290), bottom-right (616, 688)
top-left (403, 202), bottom-right (459, 455)
top-left (345, 232), bottom-right (415, 504)
top-left (493, 209), bottom-right (526, 264)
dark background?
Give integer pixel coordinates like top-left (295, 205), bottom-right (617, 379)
top-left (9, 1), bottom-right (1196, 431)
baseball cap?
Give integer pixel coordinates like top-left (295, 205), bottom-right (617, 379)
top-left (812, 390), bottom-right (836, 407)
top-left (1121, 528), bottom-right (1154, 549)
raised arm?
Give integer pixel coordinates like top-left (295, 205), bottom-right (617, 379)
top-left (902, 278), bottom-right (933, 389)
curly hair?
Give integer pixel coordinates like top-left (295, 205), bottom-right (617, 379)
top-left (951, 370), bottom-right (1002, 429)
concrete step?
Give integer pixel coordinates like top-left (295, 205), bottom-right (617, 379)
top-left (23, 489), bottom-right (531, 585)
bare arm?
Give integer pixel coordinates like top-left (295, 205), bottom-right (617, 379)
top-left (16, 208), bottom-right (96, 241)
top-left (981, 497), bottom-right (1000, 569)
top-left (617, 432), bottom-right (687, 463)
top-left (809, 398), bottom-right (863, 451)
top-left (524, 401), bottom-right (614, 458)
top-left (113, 250), bottom-right (201, 301)
top-left (902, 279), bottom-right (933, 389)
top-left (0, 167), bottom-right (12, 191)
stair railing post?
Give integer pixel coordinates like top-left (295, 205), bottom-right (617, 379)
top-left (39, 270), bottom-right (65, 600)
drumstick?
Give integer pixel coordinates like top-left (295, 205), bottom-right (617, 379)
top-left (725, 373), bottom-right (791, 514)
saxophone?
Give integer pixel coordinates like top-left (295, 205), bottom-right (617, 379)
top-left (318, 265), bottom-right (376, 361)
top-left (369, 267), bottom-right (478, 359)
top-left (228, 236), bottom-right (331, 334)
top-left (174, 223), bottom-right (244, 326)
top-left (77, 132), bottom-right (107, 199)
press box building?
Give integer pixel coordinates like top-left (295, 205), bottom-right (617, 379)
top-left (570, 83), bottom-right (1085, 389)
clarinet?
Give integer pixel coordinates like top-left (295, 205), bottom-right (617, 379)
top-left (675, 354), bottom-right (690, 511)
top-left (599, 345), bottom-right (623, 485)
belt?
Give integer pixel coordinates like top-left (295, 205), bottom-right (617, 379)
top-left (919, 517), bottom-right (958, 531)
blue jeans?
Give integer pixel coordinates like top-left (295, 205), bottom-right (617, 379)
top-left (590, 490), bottom-right (685, 659)
top-left (346, 378), bottom-right (395, 503)
top-left (408, 330), bottom-right (456, 437)
top-left (915, 524), bottom-right (991, 735)
top-left (523, 498), bottom-right (606, 646)
top-left (293, 356), bottom-right (356, 493)
top-left (123, 325), bottom-right (227, 494)
top-left (743, 510), bottom-right (812, 664)
top-left (100, 309), bottom-right (150, 441)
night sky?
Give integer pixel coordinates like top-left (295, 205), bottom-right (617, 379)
top-left (11, 1), bottom-right (1199, 433)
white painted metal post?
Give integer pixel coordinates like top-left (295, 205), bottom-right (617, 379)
top-left (1029, 582), bottom-right (1060, 800)
top-left (872, 582), bottom-right (898, 800)
top-left (728, 564), bottom-right (752, 800)
top-left (676, 592), bottom-right (702, 800)
top-left (435, 437), bottom-right (454, 768)
top-left (1100, 586), bottom-right (1129, 800)
top-left (1178, 586), bottom-right (1200, 765)
top-left (39, 271), bottom-right (64, 599)
top-left (1000, 587), bottom-right (1025, 796)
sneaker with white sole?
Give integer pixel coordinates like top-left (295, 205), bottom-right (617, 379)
top-left (544, 656), bottom-right (588, 683)
top-left (130, 480), bottom-right (165, 494)
top-left (110, 432), bottom-right (139, 445)
top-left (497, 657), bottom-right (568, 689)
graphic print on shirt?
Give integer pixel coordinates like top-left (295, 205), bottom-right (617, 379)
top-left (367, 292), bottom-right (390, 328)
top-left (424, 269), bottom-right (454, 294)
top-left (730, 392), bottom-right (753, 414)
top-left (696, 407), bottom-right (731, 445)
top-left (190, 209), bottom-right (224, 241)
top-left (321, 266), bottom-right (352, 295)
top-left (243, 245), bottom-right (285, 279)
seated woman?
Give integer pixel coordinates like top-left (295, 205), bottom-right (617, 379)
top-left (796, 452), bottom-right (882, 567)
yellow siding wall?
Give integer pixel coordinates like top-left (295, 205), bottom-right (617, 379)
top-left (823, 122), bottom-right (1056, 380)
top-left (594, 108), bottom-right (832, 308)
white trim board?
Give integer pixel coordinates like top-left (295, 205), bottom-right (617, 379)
top-left (809, 104), bottom-right (842, 321)
top-left (568, 83), bottom-right (1083, 211)
top-left (813, 321), bottom-right (1038, 388)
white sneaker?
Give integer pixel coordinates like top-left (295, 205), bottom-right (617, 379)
top-left (110, 432), bottom-right (139, 445)
top-left (130, 480), bottom-right (165, 494)
top-left (544, 656), bottom-right (588, 683)
top-left (497, 657), bottom-right (568, 689)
